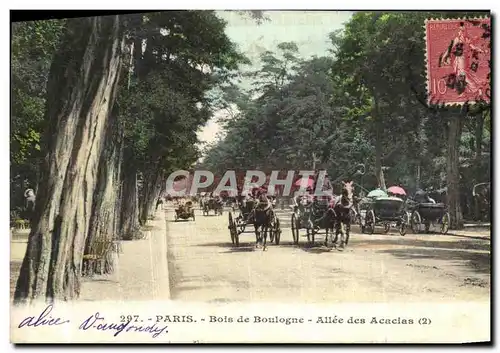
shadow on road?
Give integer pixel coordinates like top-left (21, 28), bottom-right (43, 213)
top-left (192, 241), bottom-right (259, 253)
top-left (81, 278), bottom-right (117, 283)
top-left (194, 240), bottom-right (300, 249)
top-left (193, 241), bottom-right (247, 248)
top-left (193, 240), bottom-right (301, 253)
top-left (295, 241), bottom-right (336, 254)
top-left (352, 237), bottom-right (490, 252)
top-left (301, 246), bottom-right (333, 254)
top-left (378, 247), bottom-right (490, 275)
top-left (272, 241), bottom-right (297, 248)
top-left (221, 247), bottom-right (257, 253)
top-left (444, 232), bottom-right (490, 241)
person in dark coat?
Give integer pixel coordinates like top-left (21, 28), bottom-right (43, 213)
top-left (414, 189), bottom-right (436, 204)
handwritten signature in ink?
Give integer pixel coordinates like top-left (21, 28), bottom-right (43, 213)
top-left (79, 312), bottom-right (168, 338)
top-left (18, 304), bottom-right (70, 328)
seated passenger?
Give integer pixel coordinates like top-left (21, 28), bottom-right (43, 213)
top-left (414, 189), bottom-right (435, 204)
top-left (293, 187), bottom-right (314, 210)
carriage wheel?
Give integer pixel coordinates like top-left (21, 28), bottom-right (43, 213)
top-left (269, 223), bottom-right (275, 243)
top-left (291, 213), bottom-right (299, 245)
top-left (411, 211), bottom-right (422, 234)
top-left (228, 212), bottom-right (235, 244)
top-left (399, 212), bottom-right (409, 236)
top-left (306, 220), bottom-right (315, 245)
top-left (324, 226), bottom-right (335, 249)
top-left (399, 221), bottom-right (407, 236)
top-left (383, 223), bottom-right (391, 234)
top-left (365, 210), bottom-right (375, 234)
top-left (274, 218), bottom-right (281, 245)
top-left (441, 212), bottom-right (450, 235)
top-left (234, 224), bottom-right (240, 246)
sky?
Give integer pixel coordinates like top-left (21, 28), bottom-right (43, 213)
top-left (196, 10), bottom-right (353, 146)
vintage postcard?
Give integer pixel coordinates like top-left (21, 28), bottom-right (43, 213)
top-left (9, 10), bottom-right (491, 344)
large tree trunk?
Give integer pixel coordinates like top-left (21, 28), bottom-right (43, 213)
top-left (473, 111), bottom-right (486, 221)
top-left (474, 111), bottom-right (485, 165)
top-left (114, 124), bottom-right (126, 238)
top-left (447, 112), bottom-right (464, 229)
top-left (374, 133), bottom-right (386, 190)
top-left (372, 93), bottom-right (386, 190)
top-left (83, 104), bottom-right (123, 276)
top-left (138, 167), bottom-right (162, 225)
top-left (14, 16), bottom-right (125, 304)
top-left (119, 156), bottom-right (140, 240)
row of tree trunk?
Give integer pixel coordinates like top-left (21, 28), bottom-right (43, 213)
top-left (14, 16), bottom-right (163, 304)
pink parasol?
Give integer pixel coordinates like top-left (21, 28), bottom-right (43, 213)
top-left (387, 186), bottom-right (406, 196)
top-left (294, 177), bottom-right (314, 188)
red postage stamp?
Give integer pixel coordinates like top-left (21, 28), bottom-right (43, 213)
top-left (425, 17), bottom-right (491, 105)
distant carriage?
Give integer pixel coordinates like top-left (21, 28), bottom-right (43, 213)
top-left (225, 197), bottom-right (238, 212)
top-left (358, 197), bottom-right (409, 236)
top-left (202, 197), bottom-right (223, 216)
top-left (407, 200), bottom-right (450, 234)
top-left (228, 198), bottom-right (281, 247)
top-left (174, 201), bottom-right (196, 221)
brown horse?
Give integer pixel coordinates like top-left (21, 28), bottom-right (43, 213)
top-left (331, 181), bottom-right (354, 249)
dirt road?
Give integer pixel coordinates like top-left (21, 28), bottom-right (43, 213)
top-left (167, 204), bottom-right (490, 304)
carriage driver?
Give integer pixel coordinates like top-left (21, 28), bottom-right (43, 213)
top-left (292, 186), bottom-right (314, 211)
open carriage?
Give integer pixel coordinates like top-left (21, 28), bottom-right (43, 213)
top-left (202, 197), bottom-right (223, 216)
top-left (291, 198), bottom-right (337, 246)
top-left (174, 201), bottom-right (195, 221)
top-left (228, 198), bottom-right (281, 246)
top-left (407, 201), bottom-right (450, 234)
top-left (359, 197), bottom-right (409, 236)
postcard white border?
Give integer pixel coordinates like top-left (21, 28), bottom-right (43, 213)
top-left (3, 1), bottom-right (497, 350)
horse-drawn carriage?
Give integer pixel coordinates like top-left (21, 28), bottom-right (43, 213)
top-left (358, 196), bottom-right (409, 236)
top-left (174, 201), bottom-right (195, 221)
top-left (202, 197), bottom-right (223, 216)
top-left (291, 181), bottom-right (355, 249)
top-left (228, 197), bottom-right (281, 249)
top-left (290, 198), bottom-right (337, 246)
top-left (407, 200), bottom-right (450, 234)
